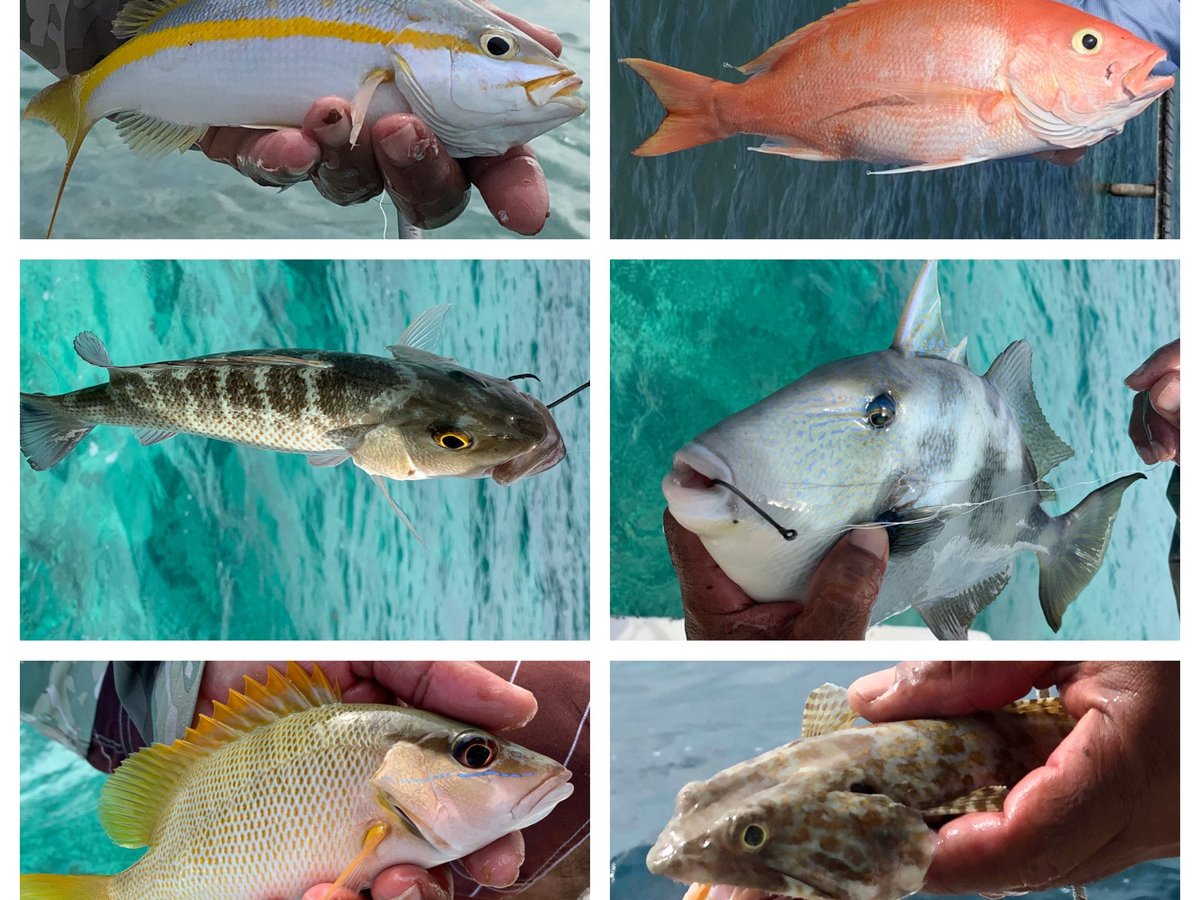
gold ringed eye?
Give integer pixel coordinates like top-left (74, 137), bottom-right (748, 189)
top-left (741, 823), bottom-right (768, 850)
top-left (432, 428), bottom-right (473, 450)
top-left (1072, 29), bottom-right (1102, 54)
top-left (481, 29), bottom-right (518, 59)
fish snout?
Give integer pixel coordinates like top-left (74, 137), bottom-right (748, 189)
top-left (511, 767), bottom-right (573, 823)
top-left (1121, 49), bottom-right (1174, 99)
top-left (525, 69), bottom-right (586, 110)
top-left (646, 830), bottom-right (689, 877)
top-left (663, 443), bottom-right (738, 529)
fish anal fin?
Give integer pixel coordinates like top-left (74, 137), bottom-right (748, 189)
top-left (73, 332), bottom-right (113, 368)
top-left (749, 138), bottom-right (839, 161)
top-left (322, 822), bottom-right (392, 899)
top-left (801, 683), bottom-right (859, 738)
top-left (134, 427), bottom-right (177, 446)
top-left (308, 449), bottom-right (352, 467)
top-left (113, 112), bottom-right (207, 158)
top-left (350, 67), bottom-right (394, 146)
top-left (1037, 473), bottom-right (1144, 631)
top-left (892, 262), bottom-right (968, 361)
top-left (922, 784), bottom-right (1009, 817)
top-left (984, 340), bottom-right (1073, 479)
top-left (112, 0), bottom-right (193, 37)
top-left (916, 565), bottom-right (1012, 640)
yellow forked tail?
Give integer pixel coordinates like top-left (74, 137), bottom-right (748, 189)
top-left (623, 58), bottom-right (729, 156)
top-left (23, 75), bottom-right (93, 238)
top-left (21, 873), bottom-right (111, 899)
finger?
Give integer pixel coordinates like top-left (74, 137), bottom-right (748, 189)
top-left (300, 886), bottom-right (360, 900)
top-left (789, 528), bottom-right (887, 640)
top-left (463, 146), bottom-right (550, 236)
top-left (848, 661), bottom-right (1057, 721)
top-left (1127, 391), bottom-right (1157, 465)
top-left (1144, 406), bottom-right (1180, 463)
top-left (1125, 339), bottom-right (1180, 390)
top-left (1148, 371), bottom-right (1181, 429)
top-left (374, 115), bottom-right (471, 229)
top-left (368, 661), bottom-right (537, 731)
top-left (199, 127), bottom-right (320, 187)
top-left (303, 97), bottom-right (385, 205)
top-left (457, 831), bottom-right (525, 888)
top-left (479, 1), bottom-right (563, 55)
top-left (372, 864), bottom-right (453, 900)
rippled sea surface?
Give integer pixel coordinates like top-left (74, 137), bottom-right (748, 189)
top-left (610, 0), bottom-right (1177, 239)
top-left (21, 259), bottom-right (590, 640)
top-left (610, 661), bottom-right (1181, 900)
top-left (610, 259), bottom-right (1179, 639)
top-left (20, 0), bottom-right (590, 239)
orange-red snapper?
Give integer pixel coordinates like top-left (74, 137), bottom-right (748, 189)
top-left (24, 0), bottom-right (587, 236)
top-left (20, 663), bottom-right (574, 900)
top-left (624, 0), bottom-right (1172, 171)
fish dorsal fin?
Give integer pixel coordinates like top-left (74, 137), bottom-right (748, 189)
top-left (73, 332), bottom-right (112, 368)
top-left (983, 340), bottom-right (1074, 478)
top-left (1002, 695), bottom-right (1067, 717)
top-left (736, 0), bottom-right (889, 76)
top-left (113, 112), bottom-right (208, 159)
top-left (97, 663), bottom-right (339, 848)
top-left (388, 304), bottom-right (453, 360)
top-left (112, 0), bottom-right (191, 38)
top-left (891, 261), bottom-right (966, 362)
top-left (921, 784), bottom-right (1009, 816)
top-left (801, 683), bottom-right (859, 738)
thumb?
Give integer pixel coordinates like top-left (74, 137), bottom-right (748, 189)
top-left (789, 528), bottom-right (888, 640)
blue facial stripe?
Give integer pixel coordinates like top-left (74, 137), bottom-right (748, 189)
top-left (389, 768), bottom-right (539, 784)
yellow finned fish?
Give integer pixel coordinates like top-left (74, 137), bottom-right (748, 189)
top-left (20, 662), bottom-right (574, 900)
top-left (23, 0), bottom-right (587, 236)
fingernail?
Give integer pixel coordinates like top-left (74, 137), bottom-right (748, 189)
top-left (380, 122), bottom-right (419, 165)
top-left (1125, 362), bottom-right (1147, 384)
top-left (480, 859), bottom-right (520, 889)
top-left (1150, 440), bottom-right (1169, 461)
top-left (1154, 379), bottom-right (1180, 413)
top-left (849, 668), bottom-right (894, 704)
top-left (1136, 444), bottom-right (1156, 465)
top-left (847, 527), bottom-right (888, 560)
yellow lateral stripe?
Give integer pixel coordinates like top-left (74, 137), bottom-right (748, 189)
top-left (81, 16), bottom-right (475, 106)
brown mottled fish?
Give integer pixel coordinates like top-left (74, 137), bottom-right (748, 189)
top-left (648, 683), bottom-right (1076, 900)
top-left (19, 306), bottom-right (571, 532)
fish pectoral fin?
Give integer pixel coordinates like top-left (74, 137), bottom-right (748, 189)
top-left (983, 340), bottom-right (1073, 478)
top-left (307, 449), bottom-right (352, 467)
top-left (134, 427), bottom-right (177, 446)
top-left (350, 67), bottom-right (395, 147)
top-left (921, 784), bottom-right (1009, 816)
top-left (749, 137), bottom-right (839, 161)
top-left (865, 81), bottom-right (1008, 121)
top-left (323, 822), bottom-right (393, 900)
top-left (113, 112), bottom-right (208, 159)
top-left (370, 474), bottom-right (427, 547)
top-left (916, 565), bottom-right (1013, 640)
top-left (801, 683), bottom-right (859, 738)
top-left (326, 424), bottom-right (376, 453)
top-left (876, 511), bottom-right (946, 558)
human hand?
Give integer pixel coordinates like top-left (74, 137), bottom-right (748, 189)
top-left (664, 511), bottom-right (889, 639)
top-left (200, 661), bottom-right (537, 899)
top-left (197, 2), bottom-right (562, 236)
top-left (1126, 339), bottom-right (1180, 465)
top-left (847, 661), bottom-right (1180, 895)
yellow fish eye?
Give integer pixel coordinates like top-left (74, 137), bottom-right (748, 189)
top-left (741, 823), bottom-right (768, 849)
top-left (1072, 29), bottom-right (1103, 54)
top-left (432, 428), bottom-right (473, 450)
top-left (452, 734), bottom-right (498, 769)
top-left (480, 29), bottom-right (518, 59)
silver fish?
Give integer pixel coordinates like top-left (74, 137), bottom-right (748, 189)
top-left (662, 262), bottom-right (1143, 639)
top-left (648, 683), bottom-right (1075, 900)
top-left (20, 306), bottom-right (568, 528)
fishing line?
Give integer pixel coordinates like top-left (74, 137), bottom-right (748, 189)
top-left (547, 380), bottom-right (590, 409)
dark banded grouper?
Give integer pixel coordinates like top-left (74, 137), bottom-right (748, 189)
top-left (20, 306), bottom-right (570, 528)
top-left (648, 683), bottom-right (1077, 900)
top-left (663, 261), bottom-right (1143, 639)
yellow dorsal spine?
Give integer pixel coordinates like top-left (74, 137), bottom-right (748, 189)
top-left (22, 76), bottom-right (93, 238)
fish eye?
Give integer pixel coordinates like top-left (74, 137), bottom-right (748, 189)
top-left (452, 734), bottom-right (497, 769)
top-left (740, 823), bottom-right (768, 850)
top-left (1072, 29), bottom-right (1102, 54)
top-left (481, 30), bottom-right (518, 59)
top-left (849, 782), bottom-right (881, 794)
top-left (431, 427), bottom-right (473, 450)
top-left (866, 393), bottom-right (896, 429)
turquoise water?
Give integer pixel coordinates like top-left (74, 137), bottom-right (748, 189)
top-left (20, 0), bottom-right (590, 239)
top-left (610, 260), bottom-right (1179, 639)
top-left (610, 661), bottom-right (1180, 900)
top-left (610, 0), bottom-right (1177, 239)
top-left (20, 259), bottom-right (590, 640)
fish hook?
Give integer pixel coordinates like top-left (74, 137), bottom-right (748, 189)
top-left (548, 381), bottom-right (590, 409)
top-left (710, 478), bottom-right (798, 541)
top-left (508, 373), bottom-right (541, 383)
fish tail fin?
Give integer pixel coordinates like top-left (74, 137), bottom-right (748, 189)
top-left (622, 58), bottom-right (729, 156)
top-left (23, 76), bottom-right (93, 238)
top-left (1036, 473), bottom-right (1145, 631)
top-left (21, 874), bottom-right (112, 899)
top-left (20, 392), bottom-right (94, 470)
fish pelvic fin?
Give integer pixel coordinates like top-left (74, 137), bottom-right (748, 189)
top-left (1037, 473), bottom-right (1145, 631)
top-left (21, 874), bottom-right (111, 899)
top-left (623, 59), bottom-right (730, 156)
top-left (984, 340), bottom-right (1073, 479)
top-left (98, 663), bottom-right (339, 848)
top-left (23, 74), bottom-right (94, 238)
top-left (20, 393), bottom-right (94, 470)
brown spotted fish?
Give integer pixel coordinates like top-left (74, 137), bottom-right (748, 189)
top-left (19, 306), bottom-right (570, 532)
top-left (647, 683), bottom-right (1075, 900)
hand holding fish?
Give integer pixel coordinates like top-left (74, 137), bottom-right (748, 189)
top-left (1126, 339), bottom-right (1180, 465)
top-left (664, 510), bottom-right (889, 639)
top-left (848, 661), bottom-right (1180, 895)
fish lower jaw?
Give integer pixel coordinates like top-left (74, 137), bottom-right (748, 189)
top-left (663, 446), bottom-right (738, 530)
top-left (511, 772), bottom-right (573, 827)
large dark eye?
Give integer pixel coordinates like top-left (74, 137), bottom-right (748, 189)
top-left (431, 427), bottom-right (472, 450)
top-left (1072, 28), bottom-right (1102, 53)
top-left (741, 823), bottom-right (768, 849)
top-left (866, 393), bottom-right (895, 429)
top-left (481, 30), bottom-right (517, 58)
top-left (452, 734), bottom-right (497, 769)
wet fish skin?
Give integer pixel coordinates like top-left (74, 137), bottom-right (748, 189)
top-left (648, 684), bottom-right (1074, 900)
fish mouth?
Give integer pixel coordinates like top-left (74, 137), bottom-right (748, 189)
top-left (511, 769), bottom-right (573, 826)
top-left (1121, 50), bottom-right (1174, 100)
top-left (491, 397), bottom-right (565, 484)
top-left (663, 444), bottom-right (737, 524)
top-left (526, 71), bottom-right (586, 110)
